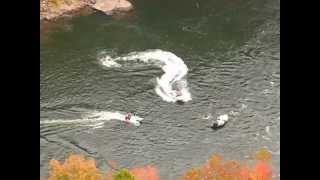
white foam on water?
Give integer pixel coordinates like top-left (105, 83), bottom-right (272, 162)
top-left (99, 49), bottom-right (192, 103)
top-left (216, 114), bottom-right (229, 126)
top-left (211, 114), bottom-right (229, 128)
top-left (40, 111), bottom-right (143, 127)
top-left (270, 81), bottom-right (275, 86)
top-left (100, 56), bottom-right (121, 67)
top-left (265, 126), bottom-right (272, 136)
top-left (229, 110), bottom-right (240, 116)
top-left (262, 135), bottom-right (271, 141)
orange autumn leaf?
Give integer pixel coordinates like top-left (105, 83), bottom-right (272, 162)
top-left (130, 165), bottom-right (159, 180)
top-left (238, 166), bottom-right (250, 180)
top-left (222, 161), bottom-right (241, 175)
top-left (183, 168), bottom-right (201, 180)
top-left (251, 161), bottom-right (272, 180)
top-left (207, 154), bottom-right (223, 170)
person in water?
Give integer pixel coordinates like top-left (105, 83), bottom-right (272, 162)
top-left (124, 112), bottom-right (133, 123)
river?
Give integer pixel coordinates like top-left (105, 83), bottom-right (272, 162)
top-left (40, 0), bottom-right (280, 179)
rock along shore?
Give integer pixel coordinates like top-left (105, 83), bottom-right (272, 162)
top-left (40, 0), bottom-right (133, 21)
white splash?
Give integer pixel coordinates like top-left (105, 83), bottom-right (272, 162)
top-left (265, 126), bottom-right (272, 136)
top-left (99, 49), bottom-right (192, 103)
top-left (40, 111), bottom-right (143, 127)
top-left (101, 56), bottom-right (121, 67)
top-left (211, 114), bottom-right (229, 129)
top-left (270, 81), bottom-right (275, 86)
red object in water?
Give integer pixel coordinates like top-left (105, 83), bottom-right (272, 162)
top-left (124, 113), bottom-right (132, 124)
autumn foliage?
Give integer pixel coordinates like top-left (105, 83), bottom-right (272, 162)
top-left (183, 149), bottom-right (272, 180)
top-left (47, 150), bottom-right (273, 180)
top-left (130, 165), bottom-right (159, 180)
top-left (48, 154), bottom-right (103, 180)
top-left (112, 169), bottom-right (135, 180)
top-left (105, 165), bottom-right (160, 180)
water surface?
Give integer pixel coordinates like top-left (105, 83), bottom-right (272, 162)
top-left (40, 0), bottom-right (280, 178)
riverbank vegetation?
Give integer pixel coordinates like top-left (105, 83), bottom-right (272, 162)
top-left (46, 149), bottom-right (273, 180)
top-left (182, 149), bottom-right (272, 180)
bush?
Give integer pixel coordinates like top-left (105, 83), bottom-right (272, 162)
top-left (105, 165), bottom-right (159, 180)
top-left (46, 150), bottom-right (272, 180)
top-left (113, 169), bottom-right (135, 180)
top-left (48, 154), bottom-right (103, 180)
top-left (183, 149), bottom-right (272, 180)
top-left (130, 165), bottom-right (159, 180)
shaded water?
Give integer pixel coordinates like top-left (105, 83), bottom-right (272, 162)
top-left (40, 0), bottom-right (280, 179)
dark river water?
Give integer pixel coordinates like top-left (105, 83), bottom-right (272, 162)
top-left (40, 0), bottom-right (280, 179)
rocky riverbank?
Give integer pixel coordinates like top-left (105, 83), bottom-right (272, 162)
top-left (40, 0), bottom-right (133, 21)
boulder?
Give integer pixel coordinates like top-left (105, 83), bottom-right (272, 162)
top-left (90, 0), bottom-right (133, 15)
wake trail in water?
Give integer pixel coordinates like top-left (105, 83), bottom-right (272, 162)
top-left (40, 111), bottom-right (143, 127)
top-left (99, 49), bottom-right (192, 103)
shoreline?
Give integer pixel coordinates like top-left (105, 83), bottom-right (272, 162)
top-left (40, 0), bottom-right (133, 21)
